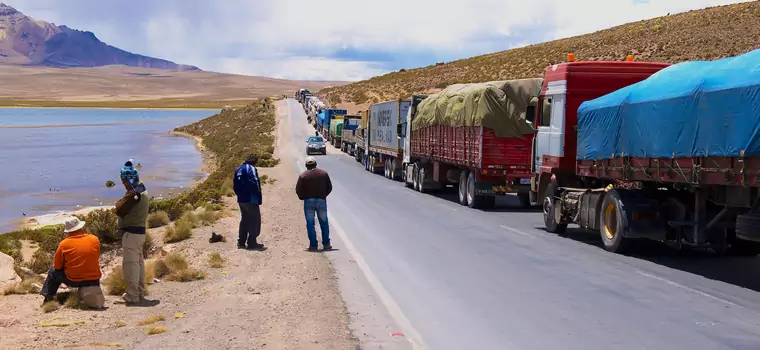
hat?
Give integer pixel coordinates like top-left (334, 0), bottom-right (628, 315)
top-left (63, 216), bottom-right (86, 233)
top-left (305, 156), bottom-right (317, 166)
top-left (120, 159), bottom-right (140, 186)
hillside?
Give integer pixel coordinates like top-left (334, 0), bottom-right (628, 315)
top-left (321, 1), bottom-right (760, 107)
top-left (0, 3), bottom-right (197, 70)
top-left (0, 64), bottom-right (344, 108)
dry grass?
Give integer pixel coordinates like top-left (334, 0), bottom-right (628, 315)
top-left (208, 252), bottom-right (225, 268)
top-left (143, 232), bottom-right (155, 257)
top-left (163, 253), bottom-right (189, 272)
top-left (2, 276), bottom-right (43, 295)
top-left (197, 209), bottom-right (219, 226)
top-left (115, 321), bottom-right (127, 328)
top-left (321, 2), bottom-right (760, 104)
top-left (165, 268), bottom-right (206, 282)
top-left (103, 267), bottom-right (128, 296)
top-left (177, 211), bottom-right (199, 228)
top-left (40, 319), bottom-right (85, 327)
top-left (145, 326), bottom-right (167, 335)
top-left (41, 301), bottom-right (60, 313)
top-left (146, 259), bottom-right (170, 282)
top-left (163, 221), bottom-right (193, 243)
top-left (147, 211), bottom-right (171, 228)
top-left (137, 314), bottom-right (165, 326)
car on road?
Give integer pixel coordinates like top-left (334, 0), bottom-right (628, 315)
top-left (306, 136), bottom-right (326, 155)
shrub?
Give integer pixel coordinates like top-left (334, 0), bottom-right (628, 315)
top-left (149, 197), bottom-right (187, 221)
top-left (146, 326), bottom-right (167, 335)
top-left (2, 276), bottom-right (43, 295)
top-left (137, 315), bottom-right (165, 326)
top-left (103, 267), bottom-right (127, 296)
top-left (177, 211), bottom-right (199, 228)
top-left (25, 249), bottom-right (52, 274)
top-left (41, 301), bottom-right (60, 313)
top-left (143, 232), bottom-right (155, 257)
top-left (163, 221), bottom-right (193, 244)
top-left (163, 253), bottom-right (189, 272)
top-left (80, 209), bottom-right (120, 242)
top-left (165, 268), bottom-right (205, 282)
top-left (208, 252), bottom-right (225, 268)
top-left (147, 211), bottom-right (170, 228)
top-left (36, 225), bottom-right (66, 252)
top-left (197, 209), bottom-right (218, 226)
top-left (146, 259), bottom-right (170, 283)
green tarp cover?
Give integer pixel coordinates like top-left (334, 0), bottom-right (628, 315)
top-left (412, 78), bottom-right (543, 138)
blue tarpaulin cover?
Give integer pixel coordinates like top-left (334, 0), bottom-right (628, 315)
top-left (317, 111), bottom-right (326, 126)
top-left (577, 48), bottom-right (760, 160)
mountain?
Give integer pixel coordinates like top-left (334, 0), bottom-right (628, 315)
top-left (321, 1), bottom-right (760, 106)
top-left (0, 3), bottom-right (199, 70)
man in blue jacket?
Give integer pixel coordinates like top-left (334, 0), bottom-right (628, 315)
top-left (233, 154), bottom-right (265, 250)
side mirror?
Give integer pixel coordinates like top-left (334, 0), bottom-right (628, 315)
top-left (396, 123), bottom-right (403, 137)
top-left (526, 105), bottom-right (536, 124)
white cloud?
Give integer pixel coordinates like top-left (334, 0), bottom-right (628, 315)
top-left (3, 0), bottom-right (754, 80)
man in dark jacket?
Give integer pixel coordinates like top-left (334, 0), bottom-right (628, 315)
top-left (233, 154), bottom-right (265, 250)
top-left (295, 156), bottom-right (333, 251)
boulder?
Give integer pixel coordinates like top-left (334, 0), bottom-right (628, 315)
top-left (0, 252), bottom-right (21, 290)
top-left (77, 286), bottom-right (105, 309)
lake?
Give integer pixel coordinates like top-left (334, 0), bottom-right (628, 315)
top-left (0, 107), bottom-right (215, 233)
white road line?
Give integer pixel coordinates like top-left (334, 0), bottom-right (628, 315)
top-left (635, 270), bottom-right (739, 307)
top-left (294, 128), bottom-right (428, 350)
top-left (500, 224), bottom-right (534, 237)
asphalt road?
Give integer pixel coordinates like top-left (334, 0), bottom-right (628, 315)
top-left (284, 99), bottom-right (760, 350)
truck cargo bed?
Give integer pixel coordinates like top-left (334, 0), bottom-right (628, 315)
top-left (412, 125), bottom-right (533, 177)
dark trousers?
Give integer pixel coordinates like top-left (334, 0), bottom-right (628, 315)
top-left (40, 267), bottom-right (99, 298)
top-left (238, 202), bottom-right (261, 247)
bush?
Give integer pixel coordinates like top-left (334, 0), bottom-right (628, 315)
top-left (2, 276), bottom-right (43, 295)
top-left (41, 301), bottom-right (60, 313)
top-left (146, 326), bottom-right (167, 335)
top-left (147, 211), bottom-right (170, 228)
top-left (146, 259), bottom-right (170, 283)
top-left (163, 221), bottom-right (193, 244)
top-left (80, 209), bottom-right (119, 242)
top-left (208, 252), bottom-right (225, 268)
top-left (197, 209), bottom-right (219, 226)
top-left (165, 268), bottom-right (206, 282)
top-left (143, 232), bottom-right (155, 257)
top-left (163, 253), bottom-right (189, 272)
top-left (177, 211), bottom-right (199, 229)
top-left (137, 315), bottom-right (165, 326)
top-left (103, 267), bottom-right (127, 296)
top-left (35, 225), bottom-right (66, 253)
top-left (25, 249), bottom-right (52, 274)
top-left (149, 197), bottom-right (188, 221)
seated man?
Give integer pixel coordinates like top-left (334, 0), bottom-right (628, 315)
top-left (41, 217), bottom-right (103, 307)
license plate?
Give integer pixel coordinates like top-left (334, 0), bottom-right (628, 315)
top-left (519, 178), bottom-right (531, 185)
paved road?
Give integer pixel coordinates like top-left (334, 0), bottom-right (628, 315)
top-left (284, 99), bottom-right (760, 350)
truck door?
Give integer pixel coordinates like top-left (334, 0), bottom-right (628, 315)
top-left (534, 92), bottom-right (566, 172)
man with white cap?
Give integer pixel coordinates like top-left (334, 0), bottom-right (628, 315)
top-left (296, 156), bottom-right (333, 251)
top-left (41, 217), bottom-right (102, 306)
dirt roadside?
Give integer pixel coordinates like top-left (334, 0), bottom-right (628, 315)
top-left (0, 103), bottom-right (358, 349)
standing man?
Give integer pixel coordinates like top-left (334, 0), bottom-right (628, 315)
top-left (41, 216), bottom-right (103, 308)
top-left (115, 159), bottom-right (149, 305)
top-left (296, 156), bottom-right (333, 251)
top-left (234, 154), bottom-right (265, 250)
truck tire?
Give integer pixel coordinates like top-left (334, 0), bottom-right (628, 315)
top-left (599, 189), bottom-right (631, 253)
top-left (466, 172), bottom-right (485, 209)
top-left (543, 183), bottom-right (567, 234)
top-left (384, 161), bottom-right (390, 178)
top-left (370, 156), bottom-right (376, 174)
top-left (389, 159), bottom-right (397, 181)
top-left (458, 170), bottom-right (469, 206)
top-left (736, 212), bottom-right (760, 243)
top-left (418, 167), bottom-right (427, 193)
top-left (412, 164), bottom-right (420, 191)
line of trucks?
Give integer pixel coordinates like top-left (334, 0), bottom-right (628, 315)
top-left (297, 48), bottom-right (760, 256)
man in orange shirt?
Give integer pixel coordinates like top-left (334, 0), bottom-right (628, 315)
top-left (41, 217), bottom-right (102, 304)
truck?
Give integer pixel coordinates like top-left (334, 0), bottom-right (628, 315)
top-left (351, 110), bottom-right (369, 163)
top-left (532, 51), bottom-right (760, 255)
top-left (338, 115), bottom-right (361, 154)
top-left (363, 99), bottom-right (411, 178)
top-left (298, 89), bottom-right (312, 104)
top-left (399, 80), bottom-right (541, 209)
top-left (328, 117), bottom-right (344, 147)
top-left (318, 108), bottom-right (348, 139)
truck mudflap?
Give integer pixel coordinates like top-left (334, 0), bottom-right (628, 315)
top-left (475, 181), bottom-right (530, 196)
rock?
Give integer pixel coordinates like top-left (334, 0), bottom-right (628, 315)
top-left (78, 286), bottom-right (105, 309)
top-left (17, 266), bottom-right (39, 279)
top-left (0, 252), bottom-right (21, 290)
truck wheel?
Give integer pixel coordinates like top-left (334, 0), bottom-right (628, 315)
top-left (418, 168), bottom-right (427, 193)
top-left (543, 183), bottom-right (567, 234)
top-left (389, 159), bottom-right (396, 181)
top-left (412, 165), bottom-right (420, 191)
top-left (364, 155), bottom-right (370, 171)
top-left (599, 189), bottom-right (631, 253)
top-left (384, 161), bottom-right (390, 178)
top-left (370, 157), bottom-right (376, 174)
top-left (466, 172), bottom-right (484, 209)
top-left (458, 170), bottom-right (469, 206)
top-left (736, 212), bottom-right (760, 243)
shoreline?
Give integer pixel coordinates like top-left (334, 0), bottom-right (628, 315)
top-left (9, 124), bottom-right (216, 232)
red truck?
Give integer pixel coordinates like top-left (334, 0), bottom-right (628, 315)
top-left (400, 79), bottom-right (542, 209)
top-left (531, 51), bottom-right (760, 255)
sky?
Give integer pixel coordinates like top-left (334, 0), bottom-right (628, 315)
top-left (3, 0), bottom-right (753, 81)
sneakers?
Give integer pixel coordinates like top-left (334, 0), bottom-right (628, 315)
top-left (247, 243), bottom-right (267, 251)
top-left (237, 245), bottom-right (246, 249)
top-left (307, 247), bottom-right (319, 252)
top-left (323, 244), bottom-right (333, 251)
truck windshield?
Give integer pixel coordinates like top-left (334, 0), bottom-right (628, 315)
top-left (308, 137), bottom-right (323, 143)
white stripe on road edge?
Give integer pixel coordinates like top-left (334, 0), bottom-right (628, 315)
top-left (296, 159), bottom-right (428, 350)
top-left (500, 225), bottom-right (534, 237)
top-left (635, 270), bottom-right (738, 307)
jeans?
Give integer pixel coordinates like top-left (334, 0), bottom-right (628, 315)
top-left (239, 202), bottom-right (261, 247)
top-left (122, 232), bottom-right (146, 302)
top-left (304, 198), bottom-right (329, 248)
top-left (41, 267), bottom-right (99, 298)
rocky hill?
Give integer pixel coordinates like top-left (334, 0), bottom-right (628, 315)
top-left (321, 1), bottom-right (760, 105)
top-left (0, 3), bottom-right (198, 70)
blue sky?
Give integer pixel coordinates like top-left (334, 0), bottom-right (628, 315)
top-left (3, 0), bottom-right (752, 81)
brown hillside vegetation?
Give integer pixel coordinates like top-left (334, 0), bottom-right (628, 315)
top-left (321, 1), bottom-right (760, 105)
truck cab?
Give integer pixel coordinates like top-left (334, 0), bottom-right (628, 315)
top-left (531, 58), bottom-right (671, 205)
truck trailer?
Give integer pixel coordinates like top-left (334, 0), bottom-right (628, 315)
top-left (319, 108), bottom-right (348, 140)
top-left (339, 115), bottom-right (361, 154)
top-left (534, 51), bottom-right (760, 255)
top-left (351, 110), bottom-right (369, 163)
top-left (363, 99), bottom-right (412, 178)
top-left (399, 80), bottom-right (541, 209)
top-left (329, 117), bottom-right (344, 147)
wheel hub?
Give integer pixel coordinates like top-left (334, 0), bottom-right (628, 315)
top-left (604, 203), bottom-right (618, 240)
